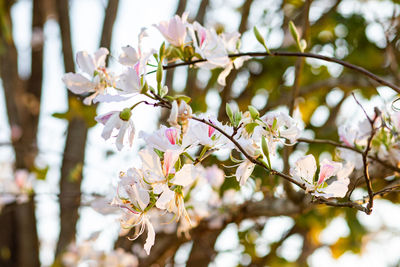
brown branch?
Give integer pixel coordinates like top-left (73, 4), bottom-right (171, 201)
top-left (100, 0), bottom-right (119, 51)
top-left (372, 184), bottom-right (400, 198)
top-left (163, 51), bottom-right (400, 94)
top-left (353, 95), bottom-right (379, 214)
top-left (56, 0), bottom-right (74, 73)
top-left (259, 74), bottom-right (373, 114)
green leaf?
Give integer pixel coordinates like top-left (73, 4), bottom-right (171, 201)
top-left (244, 122), bottom-right (259, 135)
top-left (53, 98), bottom-right (97, 128)
top-left (32, 165), bottom-right (49, 181)
top-left (52, 112), bottom-right (69, 120)
top-left (234, 111), bottom-right (242, 126)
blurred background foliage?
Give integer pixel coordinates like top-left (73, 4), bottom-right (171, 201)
top-left (1, 0), bottom-right (400, 266)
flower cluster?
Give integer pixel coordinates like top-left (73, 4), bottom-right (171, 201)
top-left (62, 240), bottom-right (138, 267)
top-left (338, 108), bottom-right (400, 169)
top-left (59, 14), bottom-right (400, 255)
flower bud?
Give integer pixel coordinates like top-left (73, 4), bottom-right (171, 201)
top-left (119, 108), bottom-right (132, 121)
top-left (253, 26), bottom-right (270, 54)
top-left (248, 105), bottom-right (259, 120)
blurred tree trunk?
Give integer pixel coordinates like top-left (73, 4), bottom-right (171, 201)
top-left (54, 0), bottom-right (120, 262)
top-left (0, 0), bottom-right (45, 266)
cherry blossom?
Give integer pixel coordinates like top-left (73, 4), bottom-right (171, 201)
top-left (95, 108), bottom-right (135, 151)
top-left (62, 240), bottom-right (138, 267)
top-left (154, 13), bottom-right (188, 47)
top-left (62, 48), bottom-right (113, 105)
top-left (168, 100), bottom-right (193, 132)
top-left (56, 14), bottom-right (400, 259)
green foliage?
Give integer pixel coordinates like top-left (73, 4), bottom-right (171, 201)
top-left (31, 165), bottom-right (49, 181)
top-left (52, 98), bottom-right (97, 128)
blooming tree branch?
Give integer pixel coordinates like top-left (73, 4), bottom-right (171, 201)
top-left (56, 13), bottom-right (400, 255)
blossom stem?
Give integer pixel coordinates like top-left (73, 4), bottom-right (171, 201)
top-left (130, 100), bottom-right (146, 110)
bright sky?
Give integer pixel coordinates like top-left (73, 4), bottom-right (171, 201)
top-left (1, 0), bottom-right (400, 266)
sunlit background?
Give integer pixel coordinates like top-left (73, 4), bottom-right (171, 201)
top-left (1, 0), bottom-right (400, 266)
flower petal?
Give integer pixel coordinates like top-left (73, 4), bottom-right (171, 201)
top-left (76, 51), bottom-right (96, 75)
top-left (290, 155), bottom-right (316, 184)
top-left (62, 73), bottom-right (95, 94)
top-left (236, 159), bottom-right (255, 185)
top-left (143, 217), bottom-right (155, 255)
top-left (94, 47), bottom-right (109, 68)
top-left (172, 164), bottom-right (197, 187)
top-left (119, 46), bottom-right (140, 66)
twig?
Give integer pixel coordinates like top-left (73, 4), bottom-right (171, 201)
top-left (373, 184), bottom-right (400, 197)
top-left (313, 197), bottom-right (367, 213)
top-left (352, 93), bottom-right (379, 214)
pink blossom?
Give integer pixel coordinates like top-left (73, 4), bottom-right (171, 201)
top-left (154, 13), bottom-right (188, 47)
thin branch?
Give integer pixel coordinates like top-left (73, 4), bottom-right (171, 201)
top-left (314, 197), bottom-right (367, 213)
top-left (352, 93), bottom-right (379, 214)
top-left (163, 51), bottom-right (400, 94)
top-left (373, 184), bottom-right (400, 197)
top-left (137, 96), bottom-right (373, 214)
top-left (190, 116), bottom-right (368, 213)
top-left (361, 123), bottom-right (377, 214)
